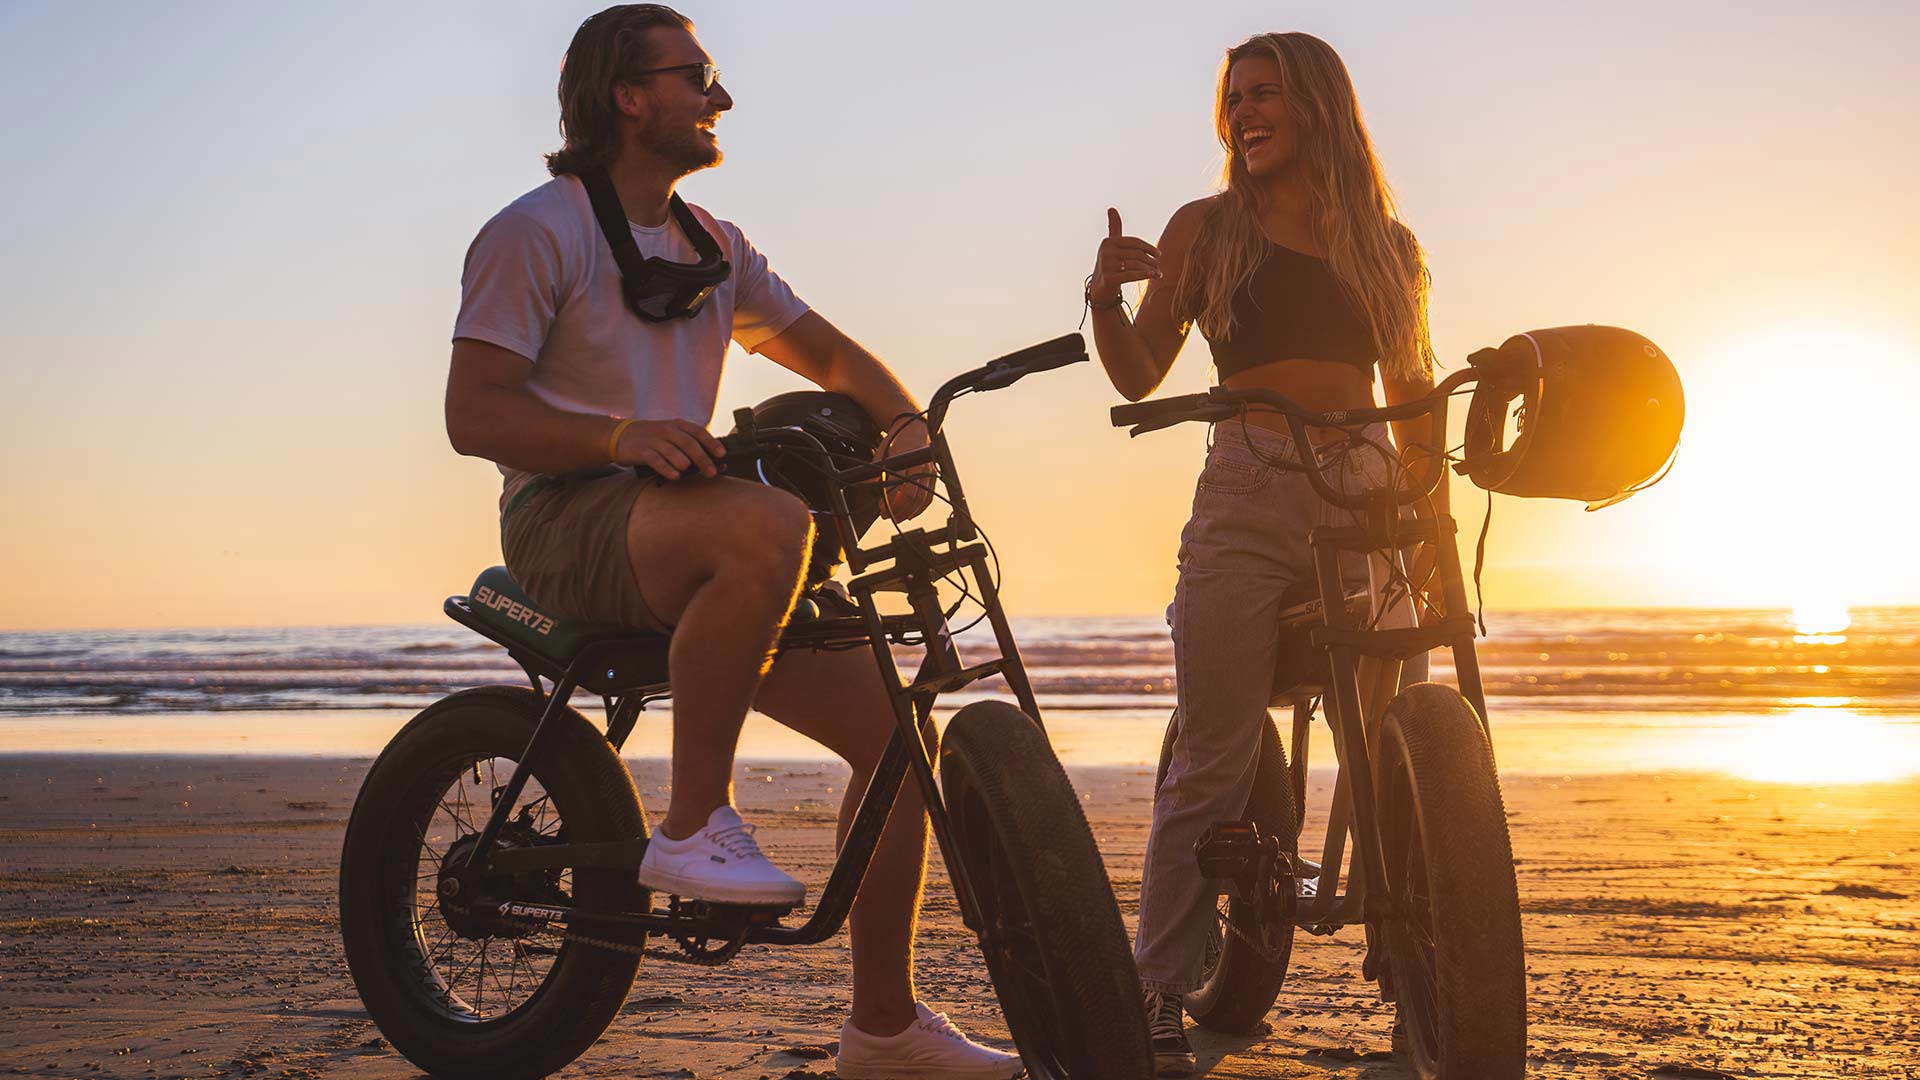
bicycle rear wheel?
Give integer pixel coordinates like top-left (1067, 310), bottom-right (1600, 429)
top-left (1375, 682), bottom-right (1527, 1079)
top-left (339, 687), bottom-right (647, 1079)
top-left (940, 700), bottom-right (1154, 1079)
top-left (1154, 709), bottom-right (1298, 1033)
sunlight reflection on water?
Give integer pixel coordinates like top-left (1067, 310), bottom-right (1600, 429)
top-left (1687, 707), bottom-right (1920, 784)
top-left (5, 703), bottom-right (1918, 784)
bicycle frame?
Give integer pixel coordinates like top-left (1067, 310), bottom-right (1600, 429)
top-left (1116, 372), bottom-right (1494, 935)
top-left (439, 338), bottom-right (1086, 955)
top-left (1287, 510), bottom-right (1488, 930)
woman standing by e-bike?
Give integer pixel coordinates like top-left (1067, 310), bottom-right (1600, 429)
top-left (1086, 33), bottom-right (1445, 1076)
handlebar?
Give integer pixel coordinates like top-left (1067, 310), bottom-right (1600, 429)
top-left (929, 333), bottom-right (1088, 422)
top-left (1109, 369), bottom-right (1481, 512)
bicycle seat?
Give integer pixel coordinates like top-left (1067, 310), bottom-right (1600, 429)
top-left (451, 567), bottom-right (672, 693)
top-left (1271, 584), bottom-right (1330, 704)
top-left (1268, 582), bottom-right (1372, 704)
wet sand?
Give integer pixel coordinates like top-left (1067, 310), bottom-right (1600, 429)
top-left (0, 754), bottom-right (1915, 1079)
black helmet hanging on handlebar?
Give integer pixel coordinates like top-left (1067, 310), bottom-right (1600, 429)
top-left (1459, 325), bottom-right (1684, 510)
top-left (726, 391), bottom-right (888, 585)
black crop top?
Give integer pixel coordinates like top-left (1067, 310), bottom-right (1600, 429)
top-left (1206, 243), bottom-right (1377, 377)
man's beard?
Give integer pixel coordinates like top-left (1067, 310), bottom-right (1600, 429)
top-left (642, 117), bottom-right (722, 175)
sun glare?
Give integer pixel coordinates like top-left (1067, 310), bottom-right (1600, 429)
top-left (1716, 708), bottom-right (1919, 785)
top-left (1648, 324), bottom-right (1919, 608)
top-left (1792, 600), bottom-right (1852, 638)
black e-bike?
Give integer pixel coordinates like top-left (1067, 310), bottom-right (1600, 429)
top-left (338, 334), bottom-right (1154, 1079)
top-left (1112, 371), bottom-right (1529, 1080)
top-left (1111, 324), bottom-right (1679, 1080)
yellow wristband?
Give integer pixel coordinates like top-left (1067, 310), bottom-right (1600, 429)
top-left (606, 418), bottom-right (639, 463)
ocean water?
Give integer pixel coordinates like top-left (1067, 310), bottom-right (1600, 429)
top-left (3, 608), bottom-right (1917, 779)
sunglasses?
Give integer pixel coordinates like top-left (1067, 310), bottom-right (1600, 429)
top-left (629, 62), bottom-right (722, 95)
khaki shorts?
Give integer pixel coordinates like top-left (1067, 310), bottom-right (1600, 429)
top-left (500, 470), bottom-right (670, 634)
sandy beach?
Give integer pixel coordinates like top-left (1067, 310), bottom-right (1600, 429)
top-left (1, 752), bottom-right (1914, 1079)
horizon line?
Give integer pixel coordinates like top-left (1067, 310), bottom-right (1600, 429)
top-left (3, 602), bottom-right (1912, 636)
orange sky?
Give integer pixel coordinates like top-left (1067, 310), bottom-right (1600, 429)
top-left (2, 2), bottom-right (1916, 630)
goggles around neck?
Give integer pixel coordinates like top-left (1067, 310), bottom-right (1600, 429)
top-left (581, 170), bottom-right (731, 322)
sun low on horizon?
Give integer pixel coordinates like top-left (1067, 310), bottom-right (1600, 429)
top-left (1530, 320), bottom-right (1919, 618)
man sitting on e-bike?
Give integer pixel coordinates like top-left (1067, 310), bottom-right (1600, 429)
top-left (444, 6), bottom-right (1018, 1075)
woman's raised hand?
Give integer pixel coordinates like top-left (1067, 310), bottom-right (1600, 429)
top-left (1088, 207), bottom-right (1161, 302)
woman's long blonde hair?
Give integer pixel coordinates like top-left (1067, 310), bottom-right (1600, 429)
top-left (1171, 33), bottom-right (1434, 383)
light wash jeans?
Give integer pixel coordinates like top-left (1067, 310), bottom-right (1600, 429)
top-left (1133, 421), bottom-right (1424, 994)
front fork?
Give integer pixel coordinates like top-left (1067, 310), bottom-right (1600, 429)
top-left (845, 543), bottom-right (1043, 945)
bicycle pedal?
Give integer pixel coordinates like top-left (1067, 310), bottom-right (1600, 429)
top-left (1194, 820), bottom-right (1266, 879)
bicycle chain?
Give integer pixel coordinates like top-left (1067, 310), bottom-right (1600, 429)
top-left (565, 929), bottom-right (649, 957)
top-left (566, 928), bottom-right (746, 965)
top-left (1214, 904), bottom-right (1292, 968)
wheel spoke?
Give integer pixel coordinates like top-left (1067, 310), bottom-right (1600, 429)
top-left (1397, 936), bottom-right (1440, 1045)
top-left (385, 759), bottom-right (581, 1025)
top-left (475, 940), bottom-right (489, 1013)
top-left (1399, 903), bottom-right (1437, 962)
top-left (999, 916), bottom-right (1041, 952)
top-left (999, 943), bottom-right (1050, 988)
top-left (443, 940), bottom-right (481, 996)
top-left (439, 797), bottom-right (474, 834)
top-left (424, 923), bottom-right (456, 960)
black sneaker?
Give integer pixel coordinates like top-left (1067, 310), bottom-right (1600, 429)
top-left (1144, 988), bottom-right (1196, 1077)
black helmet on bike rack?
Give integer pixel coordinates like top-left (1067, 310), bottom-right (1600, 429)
top-left (1459, 325), bottom-right (1684, 510)
top-left (727, 391), bottom-right (887, 585)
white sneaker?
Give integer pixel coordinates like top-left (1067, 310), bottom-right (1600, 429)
top-left (636, 806), bottom-right (805, 906)
top-left (835, 1003), bottom-right (1024, 1079)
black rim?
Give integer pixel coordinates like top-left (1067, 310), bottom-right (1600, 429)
top-left (390, 753), bottom-right (573, 1024)
top-left (1382, 756), bottom-right (1442, 1076)
top-left (951, 780), bottom-right (1063, 1079)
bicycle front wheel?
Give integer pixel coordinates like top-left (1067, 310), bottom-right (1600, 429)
top-left (940, 700), bottom-right (1154, 1079)
top-left (1375, 682), bottom-right (1527, 1080)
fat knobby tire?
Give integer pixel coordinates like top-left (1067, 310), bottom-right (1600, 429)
top-left (940, 700), bottom-right (1155, 1079)
top-left (1154, 710), bottom-right (1298, 1032)
top-left (338, 687), bottom-right (647, 1079)
top-left (1377, 682), bottom-right (1527, 1079)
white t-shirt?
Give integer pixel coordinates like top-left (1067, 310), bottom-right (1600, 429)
top-left (451, 175), bottom-right (810, 502)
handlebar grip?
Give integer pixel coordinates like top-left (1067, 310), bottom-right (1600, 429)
top-left (1124, 415), bottom-right (1194, 437)
top-left (1110, 394), bottom-right (1213, 428)
top-left (1019, 344), bottom-right (1089, 375)
top-left (974, 336), bottom-right (1090, 391)
top-left (987, 332), bottom-right (1087, 371)
top-left (1125, 404), bottom-right (1241, 436)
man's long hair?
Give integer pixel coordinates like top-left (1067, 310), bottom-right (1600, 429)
top-left (545, 4), bottom-right (693, 177)
top-left (1171, 33), bottom-right (1434, 383)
